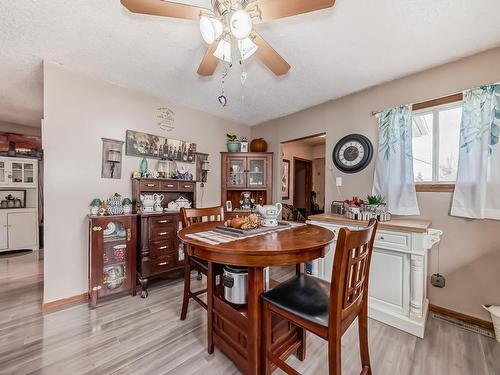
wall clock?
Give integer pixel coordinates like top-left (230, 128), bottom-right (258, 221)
top-left (332, 134), bottom-right (373, 173)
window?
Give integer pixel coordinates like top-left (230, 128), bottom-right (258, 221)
top-left (411, 96), bottom-right (462, 191)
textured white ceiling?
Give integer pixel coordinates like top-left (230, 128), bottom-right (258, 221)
top-left (1, 0), bottom-right (500, 127)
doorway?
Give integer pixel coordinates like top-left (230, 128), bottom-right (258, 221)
top-left (281, 133), bottom-right (326, 220)
top-left (293, 157), bottom-right (312, 216)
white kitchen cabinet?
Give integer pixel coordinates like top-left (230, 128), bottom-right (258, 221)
top-left (0, 210), bottom-right (39, 252)
top-left (0, 157), bottom-right (37, 187)
top-left (0, 156), bottom-right (39, 253)
top-left (307, 215), bottom-right (442, 338)
top-left (7, 212), bottom-right (38, 249)
top-left (0, 212), bottom-right (7, 250)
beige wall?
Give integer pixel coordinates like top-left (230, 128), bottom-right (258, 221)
top-left (42, 62), bottom-right (249, 304)
top-left (251, 47), bottom-right (500, 321)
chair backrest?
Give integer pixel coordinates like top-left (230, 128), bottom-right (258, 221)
top-left (180, 206), bottom-right (225, 229)
top-left (328, 218), bottom-right (378, 333)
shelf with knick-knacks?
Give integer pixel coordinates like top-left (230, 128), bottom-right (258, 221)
top-left (221, 152), bottom-right (273, 217)
top-left (88, 214), bottom-right (137, 308)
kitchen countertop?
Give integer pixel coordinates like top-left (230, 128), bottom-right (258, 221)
top-left (307, 213), bottom-right (432, 233)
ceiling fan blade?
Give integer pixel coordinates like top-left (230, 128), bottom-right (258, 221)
top-left (121, 0), bottom-right (210, 20)
top-left (247, 0), bottom-right (335, 23)
top-left (197, 43), bottom-right (219, 76)
top-left (252, 33), bottom-right (290, 76)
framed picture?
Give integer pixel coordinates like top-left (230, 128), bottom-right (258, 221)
top-left (125, 130), bottom-right (196, 163)
top-left (240, 141), bottom-right (249, 152)
top-left (226, 200), bottom-right (233, 212)
top-left (282, 159), bottom-right (290, 200)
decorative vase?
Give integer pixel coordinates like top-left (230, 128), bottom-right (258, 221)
top-left (227, 141), bottom-right (241, 153)
top-left (90, 206), bottom-right (99, 216)
top-left (250, 138), bottom-right (268, 152)
top-left (140, 158), bottom-right (148, 177)
top-left (123, 205), bottom-right (132, 214)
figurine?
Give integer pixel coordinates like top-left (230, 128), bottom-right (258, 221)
top-left (98, 201), bottom-right (108, 216)
top-left (239, 191), bottom-right (254, 210)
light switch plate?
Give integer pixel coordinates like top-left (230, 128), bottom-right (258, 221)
top-left (336, 177), bottom-right (343, 187)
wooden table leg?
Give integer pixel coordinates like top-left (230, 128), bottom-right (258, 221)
top-left (207, 261), bottom-right (215, 354)
top-left (207, 262), bottom-right (215, 354)
top-left (296, 263), bottom-right (307, 361)
top-left (248, 266), bottom-right (264, 375)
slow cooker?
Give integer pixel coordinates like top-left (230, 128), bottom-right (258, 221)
top-left (223, 265), bottom-right (248, 305)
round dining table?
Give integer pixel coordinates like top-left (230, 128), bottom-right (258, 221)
top-left (178, 221), bottom-right (335, 375)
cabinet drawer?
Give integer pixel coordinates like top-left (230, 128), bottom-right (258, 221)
top-left (149, 215), bottom-right (176, 228)
top-left (139, 180), bottom-right (161, 191)
top-left (178, 181), bottom-right (195, 191)
top-left (374, 230), bottom-right (411, 251)
top-left (149, 240), bottom-right (175, 258)
top-left (161, 181), bottom-right (178, 191)
top-left (150, 227), bottom-right (174, 242)
top-left (150, 255), bottom-right (175, 274)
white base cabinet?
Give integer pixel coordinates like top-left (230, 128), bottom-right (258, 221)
top-left (0, 209), bottom-right (39, 252)
top-left (307, 219), bottom-right (442, 338)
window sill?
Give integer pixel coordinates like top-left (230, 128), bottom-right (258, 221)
top-left (415, 184), bottom-right (455, 193)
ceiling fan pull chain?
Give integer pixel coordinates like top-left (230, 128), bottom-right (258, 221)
top-left (218, 65), bottom-right (229, 107)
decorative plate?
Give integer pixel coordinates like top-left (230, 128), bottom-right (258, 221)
top-left (103, 222), bottom-right (116, 236)
top-left (332, 134), bottom-right (373, 173)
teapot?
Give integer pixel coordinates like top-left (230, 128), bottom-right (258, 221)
top-left (167, 196), bottom-right (192, 211)
top-left (254, 203), bottom-right (282, 227)
top-left (140, 194), bottom-right (156, 212)
top-left (153, 193), bottom-right (164, 212)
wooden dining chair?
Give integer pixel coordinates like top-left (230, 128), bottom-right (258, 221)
top-left (179, 206), bottom-right (224, 320)
top-left (261, 218), bottom-right (378, 375)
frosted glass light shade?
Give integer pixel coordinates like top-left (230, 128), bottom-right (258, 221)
top-left (230, 10), bottom-right (252, 40)
top-left (199, 16), bottom-right (223, 44)
top-left (238, 37), bottom-right (258, 60)
top-left (214, 39), bottom-right (232, 63)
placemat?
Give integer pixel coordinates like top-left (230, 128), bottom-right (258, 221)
top-left (185, 222), bottom-right (305, 245)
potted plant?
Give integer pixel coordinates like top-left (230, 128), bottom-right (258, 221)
top-left (90, 198), bottom-right (102, 216)
top-left (365, 194), bottom-right (386, 213)
top-left (226, 134), bottom-right (241, 152)
top-left (122, 197), bottom-right (133, 214)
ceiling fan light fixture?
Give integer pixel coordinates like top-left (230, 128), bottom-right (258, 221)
top-left (238, 37), bottom-right (258, 60)
top-left (230, 10), bottom-right (253, 40)
top-left (214, 39), bottom-right (232, 63)
top-left (199, 16), bottom-right (223, 44)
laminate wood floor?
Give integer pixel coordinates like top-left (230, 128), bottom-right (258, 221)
top-left (1, 252), bottom-right (499, 375)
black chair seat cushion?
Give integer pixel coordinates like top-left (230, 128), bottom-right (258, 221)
top-left (189, 256), bottom-right (208, 274)
top-left (261, 274), bottom-right (331, 328)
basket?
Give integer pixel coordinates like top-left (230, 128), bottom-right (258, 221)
top-left (483, 305), bottom-right (500, 342)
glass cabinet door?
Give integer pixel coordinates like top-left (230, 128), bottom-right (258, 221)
top-left (0, 161), bottom-right (5, 184)
top-left (227, 158), bottom-right (247, 187)
top-left (101, 220), bottom-right (130, 296)
top-left (247, 158), bottom-right (267, 187)
top-left (23, 163), bottom-right (35, 184)
top-left (11, 162), bottom-right (23, 184)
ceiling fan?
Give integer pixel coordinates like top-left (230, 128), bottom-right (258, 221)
top-left (120, 0), bottom-right (336, 77)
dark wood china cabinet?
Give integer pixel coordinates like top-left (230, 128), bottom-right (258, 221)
top-left (221, 152), bottom-right (273, 217)
top-left (88, 214), bottom-right (137, 308)
top-left (132, 178), bottom-right (196, 297)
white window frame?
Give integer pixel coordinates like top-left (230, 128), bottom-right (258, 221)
top-left (412, 100), bottom-right (462, 184)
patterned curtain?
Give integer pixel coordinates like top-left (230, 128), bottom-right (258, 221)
top-left (451, 84), bottom-right (500, 219)
top-left (372, 105), bottom-right (420, 215)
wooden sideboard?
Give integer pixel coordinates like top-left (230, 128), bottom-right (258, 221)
top-left (132, 178), bottom-right (196, 297)
top-left (307, 214), bottom-right (443, 338)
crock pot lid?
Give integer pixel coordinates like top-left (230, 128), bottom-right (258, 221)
top-left (224, 265), bottom-right (248, 274)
